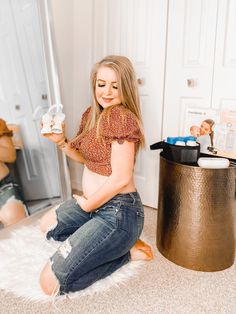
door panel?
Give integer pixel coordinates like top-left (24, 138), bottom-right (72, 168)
top-left (212, 0), bottom-right (236, 110)
top-left (163, 0), bottom-right (218, 138)
top-left (92, 0), bottom-right (168, 208)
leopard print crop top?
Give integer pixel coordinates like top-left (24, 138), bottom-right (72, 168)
top-left (69, 105), bottom-right (141, 176)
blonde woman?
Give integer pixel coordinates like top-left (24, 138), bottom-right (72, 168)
top-left (40, 55), bottom-right (154, 296)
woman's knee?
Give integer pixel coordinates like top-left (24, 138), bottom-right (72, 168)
top-left (0, 199), bottom-right (26, 227)
top-left (40, 207), bottom-right (57, 234)
top-left (40, 261), bottom-right (60, 296)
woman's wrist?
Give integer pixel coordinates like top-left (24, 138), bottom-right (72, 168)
top-left (57, 137), bottom-right (68, 149)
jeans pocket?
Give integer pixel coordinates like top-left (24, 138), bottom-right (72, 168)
top-left (98, 205), bottom-right (119, 229)
top-left (117, 204), bottom-right (138, 235)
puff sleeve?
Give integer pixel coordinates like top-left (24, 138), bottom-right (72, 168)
top-left (101, 106), bottom-right (141, 144)
top-left (0, 119), bottom-right (13, 137)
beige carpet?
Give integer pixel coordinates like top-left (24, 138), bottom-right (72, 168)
top-left (0, 206), bottom-right (235, 314)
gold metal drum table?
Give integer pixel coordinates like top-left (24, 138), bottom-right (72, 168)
top-left (157, 155), bottom-right (235, 271)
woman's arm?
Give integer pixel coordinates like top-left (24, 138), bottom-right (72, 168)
top-left (56, 137), bottom-right (85, 163)
top-left (42, 123), bottom-right (85, 164)
top-left (73, 140), bottom-right (135, 212)
top-left (0, 136), bottom-right (16, 163)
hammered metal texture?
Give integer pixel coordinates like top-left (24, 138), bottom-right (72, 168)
top-left (157, 155), bottom-right (236, 271)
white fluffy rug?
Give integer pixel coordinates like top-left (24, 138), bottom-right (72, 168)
top-left (0, 220), bottom-right (144, 302)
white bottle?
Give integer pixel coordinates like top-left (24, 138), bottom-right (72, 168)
top-left (186, 140), bottom-right (198, 146)
top-left (175, 141), bottom-right (185, 146)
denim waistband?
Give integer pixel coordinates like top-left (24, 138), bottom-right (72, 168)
top-left (110, 191), bottom-right (141, 204)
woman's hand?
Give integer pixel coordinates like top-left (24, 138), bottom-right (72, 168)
top-left (73, 194), bottom-right (90, 212)
top-left (41, 122), bottom-right (66, 144)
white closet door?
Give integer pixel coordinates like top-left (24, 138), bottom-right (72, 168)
top-left (92, 0), bottom-right (168, 208)
top-left (163, 0), bottom-right (218, 138)
top-left (212, 0), bottom-right (236, 111)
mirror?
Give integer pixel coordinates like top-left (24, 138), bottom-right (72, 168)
top-left (0, 0), bottom-right (70, 229)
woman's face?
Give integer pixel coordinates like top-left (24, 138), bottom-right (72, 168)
top-left (95, 66), bottom-right (122, 109)
top-left (200, 121), bottom-right (211, 135)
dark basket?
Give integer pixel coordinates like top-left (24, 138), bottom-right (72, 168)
top-left (150, 141), bottom-right (200, 164)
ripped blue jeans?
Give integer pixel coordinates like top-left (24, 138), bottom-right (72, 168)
top-left (46, 192), bottom-right (144, 295)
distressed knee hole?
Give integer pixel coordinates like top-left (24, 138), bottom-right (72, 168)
top-left (41, 260), bottom-right (61, 297)
top-left (43, 203), bottom-right (61, 235)
top-left (0, 197), bottom-right (27, 226)
top-left (45, 220), bottom-right (58, 235)
top-left (5, 196), bottom-right (24, 206)
top-left (58, 239), bottom-right (72, 259)
top-left (2, 196), bottom-right (26, 212)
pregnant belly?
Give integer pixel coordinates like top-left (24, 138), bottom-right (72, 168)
top-left (82, 165), bottom-right (136, 198)
top-left (82, 166), bottom-right (109, 198)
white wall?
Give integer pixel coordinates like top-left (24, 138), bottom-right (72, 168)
top-left (50, 0), bottom-right (74, 136)
top-left (70, 1), bottom-right (94, 190)
top-left (51, 0), bottom-right (94, 191)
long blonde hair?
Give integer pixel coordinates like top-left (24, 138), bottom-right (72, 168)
top-left (80, 55), bottom-right (145, 152)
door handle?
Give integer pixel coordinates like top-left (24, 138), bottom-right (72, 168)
top-left (187, 78), bottom-right (197, 88)
top-left (137, 78), bottom-right (144, 86)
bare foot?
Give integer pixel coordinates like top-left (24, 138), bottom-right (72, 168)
top-left (130, 239), bottom-right (154, 261)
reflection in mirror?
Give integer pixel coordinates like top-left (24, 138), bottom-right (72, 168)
top-left (0, 119), bottom-right (27, 228)
top-left (0, 0), bottom-right (69, 229)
